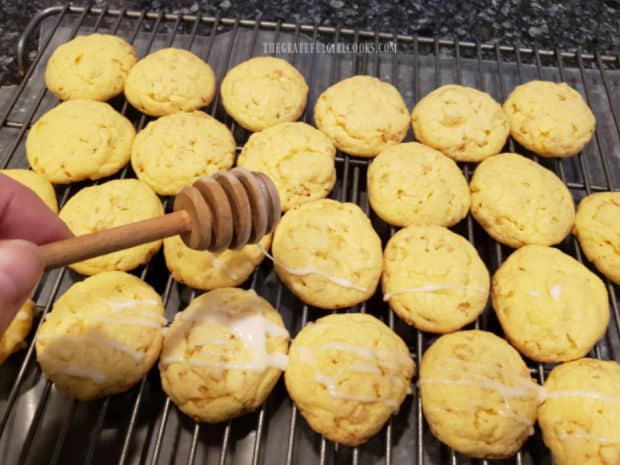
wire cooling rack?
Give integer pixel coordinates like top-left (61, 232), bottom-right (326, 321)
top-left (0, 4), bottom-right (619, 465)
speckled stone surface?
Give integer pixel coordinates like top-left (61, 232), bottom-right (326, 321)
top-left (1, 0), bottom-right (619, 84)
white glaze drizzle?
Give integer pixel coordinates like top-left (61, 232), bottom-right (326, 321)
top-left (52, 366), bottom-right (106, 384)
top-left (211, 257), bottom-right (240, 280)
top-left (167, 310), bottom-right (290, 372)
top-left (320, 342), bottom-right (412, 366)
top-left (106, 299), bottom-right (161, 313)
top-left (418, 377), bottom-right (538, 400)
top-left (294, 342), bottom-right (410, 407)
top-left (383, 284), bottom-right (488, 301)
top-left (527, 291), bottom-right (541, 297)
top-left (558, 428), bottom-right (620, 445)
top-left (545, 389), bottom-right (620, 403)
top-left (314, 373), bottom-right (398, 408)
top-left (36, 334), bottom-right (144, 363)
top-left (87, 315), bottom-right (166, 329)
top-left (257, 243), bottom-right (367, 292)
top-left (550, 284), bottom-right (562, 301)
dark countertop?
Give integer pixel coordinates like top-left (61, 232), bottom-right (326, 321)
top-left (1, 0), bottom-right (619, 84)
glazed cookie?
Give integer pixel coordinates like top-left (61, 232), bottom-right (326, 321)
top-left (59, 179), bottom-right (163, 275)
top-left (367, 142), bottom-right (470, 227)
top-left (503, 80), bottom-right (595, 158)
top-left (285, 313), bottom-right (414, 446)
top-left (45, 33), bottom-right (137, 101)
top-left (0, 299), bottom-right (34, 365)
top-left (35, 271), bottom-right (166, 400)
top-left (574, 192), bottom-right (620, 285)
top-left (271, 199), bottom-right (383, 309)
top-left (124, 48), bottom-right (216, 116)
top-left (538, 358), bottom-right (620, 465)
top-left (1, 169), bottom-right (58, 213)
top-left (419, 330), bottom-right (541, 459)
top-left (383, 225), bottom-right (489, 333)
top-left (237, 122), bottom-right (336, 211)
top-left (492, 245), bottom-right (608, 362)
top-left (470, 153), bottom-right (575, 248)
top-left (314, 75), bottom-right (409, 157)
top-left (159, 288), bottom-right (289, 423)
top-left (411, 85), bottom-right (509, 162)
top-left (164, 233), bottom-right (272, 290)
top-left (131, 111), bottom-right (236, 195)
top-left (221, 57), bottom-right (309, 132)
top-left (26, 100), bottom-right (135, 184)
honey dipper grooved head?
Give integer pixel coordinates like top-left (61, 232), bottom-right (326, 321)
top-left (173, 169), bottom-right (281, 251)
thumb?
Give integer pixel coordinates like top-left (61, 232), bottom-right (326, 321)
top-left (0, 240), bottom-right (43, 336)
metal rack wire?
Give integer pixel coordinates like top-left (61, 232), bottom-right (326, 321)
top-left (0, 4), bottom-right (618, 465)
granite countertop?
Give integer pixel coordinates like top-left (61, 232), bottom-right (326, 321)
top-left (1, 0), bottom-right (619, 84)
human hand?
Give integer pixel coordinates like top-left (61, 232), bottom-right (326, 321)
top-left (0, 174), bottom-right (72, 335)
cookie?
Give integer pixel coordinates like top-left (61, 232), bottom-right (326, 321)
top-left (367, 142), bottom-right (470, 227)
top-left (383, 225), bottom-right (490, 333)
top-left (573, 192), bottom-right (620, 285)
top-left (314, 75), bottom-right (409, 157)
top-left (45, 33), bottom-right (137, 101)
top-left (59, 179), bottom-right (163, 276)
top-left (124, 48), bottom-right (216, 116)
top-left (159, 288), bottom-right (288, 423)
top-left (492, 245), bottom-right (608, 362)
top-left (411, 85), bottom-right (509, 162)
top-left (164, 233), bottom-right (272, 290)
top-left (0, 299), bottom-right (34, 365)
top-left (1, 169), bottom-right (58, 213)
top-left (131, 111), bottom-right (236, 195)
top-left (503, 80), bottom-right (596, 158)
top-left (419, 330), bottom-right (541, 459)
top-left (538, 358), bottom-right (620, 465)
top-left (470, 153), bottom-right (575, 248)
top-left (35, 271), bottom-right (166, 400)
top-left (26, 100), bottom-right (135, 184)
top-left (237, 122), bottom-right (336, 211)
top-left (220, 57), bottom-right (309, 132)
top-left (285, 313), bottom-right (414, 446)
top-left (272, 199), bottom-right (383, 309)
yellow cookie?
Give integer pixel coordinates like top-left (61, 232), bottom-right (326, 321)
top-left (314, 75), bottom-right (409, 157)
top-left (470, 153), bottom-right (575, 248)
top-left (45, 33), bottom-right (137, 101)
top-left (26, 100), bottom-right (135, 184)
top-left (35, 271), bottom-right (166, 400)
top-left (164, 233), bottom-right (271, 290)
top-left (411, 85), bottom-right (509, 162)
top-left (221, 57), bottom-right (309, 132)
top-left (574, 192), bottom-right (620, 285)
top-left (538, 358), bottom-right (620, 465)
top-left (367, 142), bottom-right (470, 227)
top-left (492, 245), bottom-right (609, 362)
top-left (420, 330), bottom-right (541, 459)
top-left (237, 122), bottom-right (336, 211)
top-left (383, 225), bottom-right (490, 333)
top-left (285, 313), bottom-right (414, 446)
top-left (503, 80), bottom-right (596, 157)
top-left (131, 111), bottom-right (236, 195)
top-left (272, 199), bottom-right (383, 309)
top-left (124, 48), bottom-right (216, 116)
top-left (159, 288), bottom-right (289, 423)
top-left (0, 299), bottom-right (34, 365)
top-left (1, 169), bottom-right (58, 213)
top-left (59, 179), bottom-right (163, 275)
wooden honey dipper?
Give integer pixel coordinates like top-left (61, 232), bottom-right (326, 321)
top-left (39, 168), bottom-right (281, 270)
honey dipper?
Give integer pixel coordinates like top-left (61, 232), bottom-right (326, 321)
top-left (39, 168), bottom-right (281, 270)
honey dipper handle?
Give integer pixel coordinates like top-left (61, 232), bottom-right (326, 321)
top-left (39, 210), bottom-right (192, 271)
